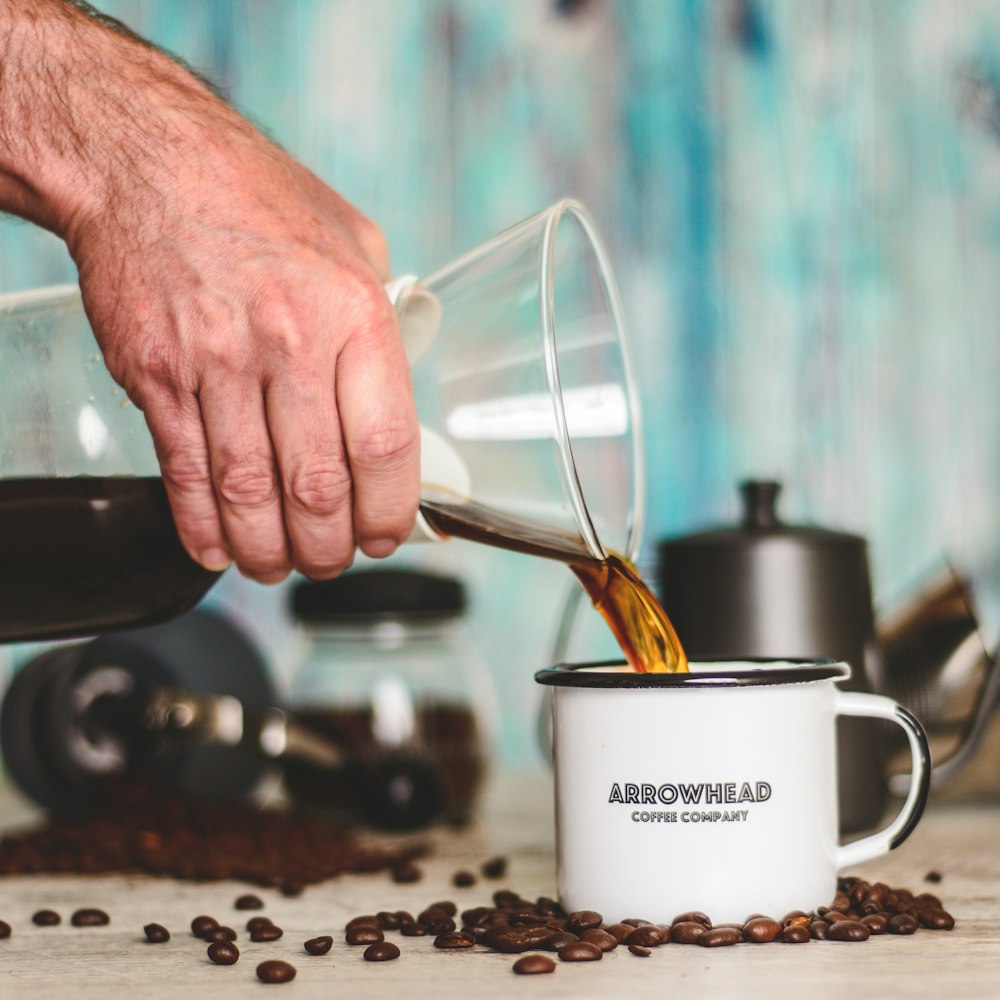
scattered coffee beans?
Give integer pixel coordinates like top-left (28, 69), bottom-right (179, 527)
top-left (434, 931), bottom-right (475, 949)
top-left (207, 941), bottom-right (239, 966)
top-left (251, 924), bottom-right (284, 942)
top-left (579, 928), bottom-right (618, 951)
top-left (190, 915), bottom-right (218, 939)
top-left (246, 916), bottom-right (273, 934)
top-left (0, 920), bottom-right (11, 939)
top-left (481, 856), bottom-right (508, 880)
top-left (671, 921), bottom-right (707, 944)
top-left (924, 870), bottom-right (943, 883)
top-left (390, 862), bottom-right (423, 884)
top-left (304, 935), bottom-right (333, 955)
top-left (699, 926), bottom-right (742, 947)
top-left (779, 924), bottom-right (811, 944)
top-left (204, 926), bottom-right (237, 943)
top-left (256, 960), bottom-right (296, 984)
top-left (452, 870), bottom-right (476, 888)
top-left (826, 920), bottom-right (869, 943)
top-left (31, 909), bottom-right (60, 926)
top-left (143, 923), bottom-right (170, 943)
top-left (70, 908), bottom-right (109, 927)
top-left (628, 943), bottom-right (651, 957)
top-left (234, 894), bottom-right (264, 910)
top-left (557, 940), bottom-right (603, 962)
top-left (512, 954), bottom-right (556, 974)
top-left (364, 941), bottom-right (401, 962)
top-left (743, 916), bottom-right (780, 943)
top-left (346, 926), bottom-right (383, 946)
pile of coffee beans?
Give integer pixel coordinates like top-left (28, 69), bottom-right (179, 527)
top-left (325, 872), bottom-right (955, 976)
top-left (0, 781), bottom-right (426, 889)
top-left (0, 863), bottom-right (956, 984)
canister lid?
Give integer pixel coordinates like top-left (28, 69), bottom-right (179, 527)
top-left (291, 569), bottom-right (466, 623)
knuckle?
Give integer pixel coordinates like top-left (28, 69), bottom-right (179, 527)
top-left (283, 463), bottom-right (352, 513)
top-left (295, 546), bottom-right (355, 582)
top-left (159, 453), bottom-right (212, 493)
top-left (214, 459), bottom-right (278, 509)
top-left (351, 418), bottom-right (417, 470)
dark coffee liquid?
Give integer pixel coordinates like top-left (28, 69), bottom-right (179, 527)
top-left (0, 477), bottom-right (221, 643)
top-left (420, 500), bottom-right (687, 673)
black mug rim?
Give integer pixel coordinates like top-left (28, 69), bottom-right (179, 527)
top-left (534, 658), bottom-right (851, 689)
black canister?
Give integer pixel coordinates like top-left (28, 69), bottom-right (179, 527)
top-left (656, 481), bottom-right (886, 833)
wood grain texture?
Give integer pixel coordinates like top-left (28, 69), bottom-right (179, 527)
top-left (0, 774), bottom-right (996, 999)
top-left (0, 1), bottom-right (997, 764)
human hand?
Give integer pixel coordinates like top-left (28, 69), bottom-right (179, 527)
top-left (0, 1), bottom-right (420, 584)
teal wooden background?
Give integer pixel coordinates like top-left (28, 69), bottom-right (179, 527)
top-left (2, 0), bottom-right (999, 765)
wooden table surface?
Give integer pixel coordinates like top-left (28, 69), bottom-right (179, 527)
top-left (0, 772), bottom-right (997, 1000)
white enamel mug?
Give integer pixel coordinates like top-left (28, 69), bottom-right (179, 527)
top-left (534, 660), bottom-right (930, 925)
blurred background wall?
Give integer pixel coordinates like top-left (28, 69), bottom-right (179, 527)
top-left (2, 0), bottom-right (998, 766)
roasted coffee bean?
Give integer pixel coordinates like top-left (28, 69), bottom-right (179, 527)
top-left (826, 920), bottom-right (870, 942)
top-left (485, 924), bottom-right (559, 953)
top-left (672, 911), bottom-right (711, 928)
top-left (622, 918), bottom-right (654, 927)
top-left (513, 954), bottom-right (556, 974)
top-left (626, 926), bottom-right (667, 948)
top-left (699, 927), bottom-right (742, 947)
top-left (400, 922), bottom-right (428, 937)
top-left (346, 914), bottom-right (381, 931)
top-left (481, 856), bottom-right (508, 879)
top-left (304, 935), bottom-right (333, 955)
top-left (565, 910), bottom-right (603, 933)
top-left (191, 915), bottom-right (218, 938)
top-left (579, 928), bottom-right (618, 952)
top-left (887, 913), bottom-right (918, 935)
top-left (434, 931), bottom-right (475, 949)
top-left (390, 862), bottom-right (423, 884)
top-left (919, 908), bottom-right (955, 930)
top-left (557, 941), bottom-right (602, 962)
top-left (346, 926), bottom-right (382, 946)
top-left (541, 931), bottom-right (578, 952)
top-left (364, 941), bottom-right (401, 962)
top-left (779, 924), bottom-right (810, 944)
top-left (915, 892), bottom-right (942, 909)
top-left (809, 920), bottom-right (830, 940)
top-left (204, 926), bottom-right (237, 942)
top-left (925, 869), bottom-right (943, 883)
top-left (395, 911), bottom-right (415, 925)
top-left (535, 897), bottom-right (564, 916)
top-left (143, 923), bottom-right (169, 943)
top-left (279, 881), bottom-right (303, 898)
top-left (425, 916), bottom-right (456, 934)
top-left (861, 914), bottom-right (887, 935)
top-left (32, 910), bottom-right (60, 927)
top-left (461, 907), bottom-right (493, 928)
top-left (207, 941), bottom-right (239, 966)
top-left (492, 889), bottom-right (522, 908)
top-left (71, 908), bottom-right (109, 927)
top-left (246, 916), bottom-right (273, 933)
top-left (830, 894), bottom-right (852, 914)
top-left (234, 894), bottom-right (264, 911)
top-left (429, 900), bottom-right (459, 917)
top-left (251, 925), bottom-right (284, 942)
top-left (0, 921), bottom-right (11, 939)
top-left (606, 923), bottom-right (635, 944)
top-left (378, 911), bottom-right (402, 930)
top-left (452, 870), bottom-right (476, 888)
top-left (256, 960), bottom-right (296, 984)
top-left (742, 916), bottom-right (780, 943)
top-left (781, 910), bottom-right (811, 928)
top-left (671, 921), bottom-right (708, 944)
top-left (628, 944), bottom-right (652, 957)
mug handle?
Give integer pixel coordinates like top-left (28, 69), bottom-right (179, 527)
top-left (834, 691), bottom-right (932, 870)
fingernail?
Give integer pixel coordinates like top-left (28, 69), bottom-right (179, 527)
top-left (362, 538), bottom-right (400, 559)
top-left (198, 547), bottom-right (232, 571)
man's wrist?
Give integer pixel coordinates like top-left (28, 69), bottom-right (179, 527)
top-left (0, 0), bottom-right (244, 244)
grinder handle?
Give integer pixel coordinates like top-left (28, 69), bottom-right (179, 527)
top-left (834, 691), bottom-right (931, 870)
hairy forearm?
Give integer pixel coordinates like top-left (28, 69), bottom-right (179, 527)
top-left (0, 0), bottom-right (251, 243)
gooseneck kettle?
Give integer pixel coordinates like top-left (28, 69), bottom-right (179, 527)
top-left (657, 481), bottom-right (886, 833)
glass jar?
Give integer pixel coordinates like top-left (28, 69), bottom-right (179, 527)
top-left (284, 568), bottom-right (494, 830)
